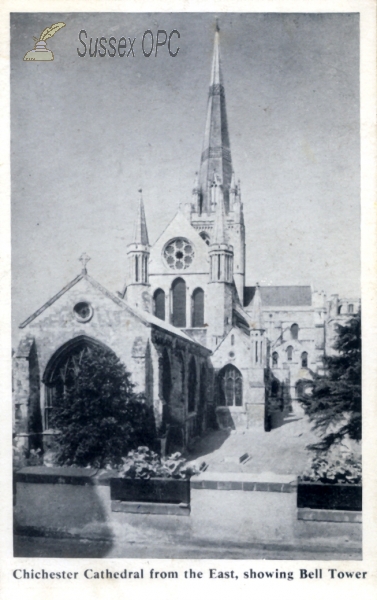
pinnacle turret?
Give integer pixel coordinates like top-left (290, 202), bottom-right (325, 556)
top-left (126, 191), bottom-right (150, 309)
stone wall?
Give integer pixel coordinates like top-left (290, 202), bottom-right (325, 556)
top-left (14, 467), bottom-right (362, 551)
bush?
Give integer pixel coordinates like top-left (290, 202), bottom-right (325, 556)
top-left (299, 310), bottom-right (361, 453)
top-left (300, 448), bottom-right (361, 485)
top-left (119, 446), bottom-right (199, 480)
top-left (51, 345), bottom-right (157, 468)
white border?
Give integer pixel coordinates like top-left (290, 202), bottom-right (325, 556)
top-left (0, 1), bottom-right (376, 599)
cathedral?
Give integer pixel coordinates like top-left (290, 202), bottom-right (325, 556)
top-left (13, 26), bottom-right (360, 454)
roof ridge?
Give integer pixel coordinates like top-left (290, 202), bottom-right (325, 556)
top-left (19, 274), bottom-right (85, 328)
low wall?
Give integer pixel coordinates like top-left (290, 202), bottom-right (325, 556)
top-left (191, 472), bottom-right (297, 544)
top-left (14, 467), bottom-right (362, 549)
top-left (15, 467), bottom-right (114, 539)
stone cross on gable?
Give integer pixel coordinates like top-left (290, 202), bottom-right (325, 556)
top-left (79, 252), bottom-right (91, 274)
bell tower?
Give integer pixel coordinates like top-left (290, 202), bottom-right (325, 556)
top-left (189, 22), bottom-right (246, 303)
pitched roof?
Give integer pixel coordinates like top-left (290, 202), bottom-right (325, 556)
top-left (19, 272), bottom-right (209, 350)
top-left (244, 286), bottom-right (312, 307)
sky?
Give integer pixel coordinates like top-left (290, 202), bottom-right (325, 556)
top-left (11, 12), bottom-right (360, 334)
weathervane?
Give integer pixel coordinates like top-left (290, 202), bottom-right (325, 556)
top-left (79, 252), bottom-right (91, 274)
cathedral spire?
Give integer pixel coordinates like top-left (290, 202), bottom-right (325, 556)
top-left (197, 22), bottom-right (233, 215)
top-left (133, 190), bottom-right (149, 245)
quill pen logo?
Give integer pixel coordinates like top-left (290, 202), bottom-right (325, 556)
top-left (24, 22), bottom-right (66, 61)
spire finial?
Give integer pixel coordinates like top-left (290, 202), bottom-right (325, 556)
top-left (79, 252), bottom-right (91, 274)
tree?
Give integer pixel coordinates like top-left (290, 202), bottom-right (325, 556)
top-left (299, 310), bottom-right (361, 453)
top-left (51, 345), bottom-right (157, 468)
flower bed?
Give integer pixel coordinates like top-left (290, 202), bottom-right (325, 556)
top-left (110, 447), bottom-right (196, 505)
top-left (298, 450), bottom-right (362, 511)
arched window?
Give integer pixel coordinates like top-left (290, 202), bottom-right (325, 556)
top-left (199, 365), bottom-right (207, 409)
top-left (159, 349), bottom-right (172, 434)
top-left (171, 278), bottom-right (186, 327)
top-left (199, 363), bottom-right (207, 429)
top-left (272, 351), bottom-right (278, 367)
top-left (271, 379), bottom-right (279, 397)
top-left (43, 336), bottom-right (116, 431)
top-left (287, 346), bottom-right (293, 361)
top-left (219, 365), bottom-right (243, 407)
top-left (161, 349), bottom-right (171, 404)
top-left (188, 357), bottom-right (197, 413)
top-left (337, 305), bottom-right (342, 315)
top-left (135, 255), bottom-right (139, 282)
top-left (176, 352), bottom-right (185, 403)
top-left (301, 352), bottom-right (308, 368)
top-left (290, 323), bottom-right (299, 340)
top-left (142, 255), bottom-right (148, 283)
top-left (231, 334), bottom-right (235, 346)
top-left (192, 288), bottom-right (204, 327)
top-left (153, 289), bottom-right (165, 321)
top-left (348, 304), bottom-right (354, 314)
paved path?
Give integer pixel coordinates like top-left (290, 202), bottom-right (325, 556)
top-left (187, 403), bottom-right (319, 475)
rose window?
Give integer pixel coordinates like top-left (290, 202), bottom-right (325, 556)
top-left (164, 238), bottom-right (194, 270)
